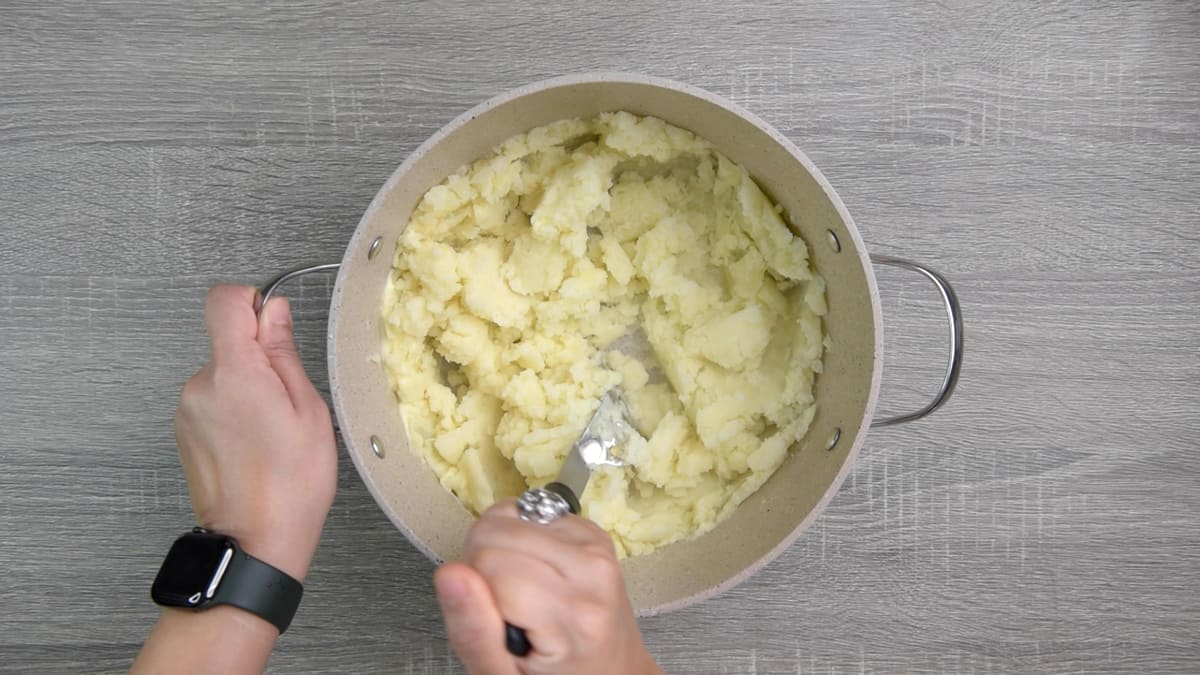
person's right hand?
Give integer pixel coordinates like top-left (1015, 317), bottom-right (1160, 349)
top-left (433, 499), bottom-right (664, 675)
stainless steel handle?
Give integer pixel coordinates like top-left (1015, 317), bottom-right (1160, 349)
top-left (256, 262), bottom-right (343, 430)
top-left (256, 258), bottom-right (961, 427)
top-left (869, 255), bottom-right (964, 428)
top-left (256, 263), bottom-right (341, 314)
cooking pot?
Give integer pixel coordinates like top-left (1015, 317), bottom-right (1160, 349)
top-left (261, 73), bottom-right (964, 615)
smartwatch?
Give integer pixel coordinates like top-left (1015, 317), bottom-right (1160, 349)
top-left (151, 528), bottom-right (304, 634)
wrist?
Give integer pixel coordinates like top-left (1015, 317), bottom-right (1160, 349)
top-left (132, 605), bottom-right (279, 674)
top-left (235, 531), bottom-right (320, 582)
top-left (151, 529), bottom-right (307, 637)
top-left (161, 603), bottom-right (280, 640)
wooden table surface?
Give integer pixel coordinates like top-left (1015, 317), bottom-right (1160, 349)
top-left (2, 1), bottom-right (1198, 672)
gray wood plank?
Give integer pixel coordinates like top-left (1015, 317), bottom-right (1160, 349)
top-left (2, 0), bottom-right (1198, 672)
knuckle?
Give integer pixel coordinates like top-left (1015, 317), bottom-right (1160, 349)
top-left (468, 547), bottom-right (505, 579)
top-left (571, 598), bottom-right (615, 642)
top-left (464, 521), bottom-right (499, 560)
top-left (179, 375), bottom-right (201, 402)
top-left (203, 285), bottom-right (222, 305)
top-left (463, 529), bottom-right (484, 559)
top-left (306, 399), bottom-right (333, 427)
top-left (203, 284), bottom-right (237, 311)
top-left (477, 499), bottom-right (517, 526)
top-left (178, 371), bottom-right (210, 409)
top-left (264, 343), bottom-right (297, 367)
top-left (497, 495), bottom-right (519, 509)
top-left (580, 546), bottom-right (621, 583)
top-left (465, 520), bottom-right (515, 561)
top-left (262, 340), bottom-right (299, 363)
top-left (571, 515), bottom-right (612, 541)
top-left (577, 524), bottom-right (618, 556)
top-left (586, 519), bottom-right (617, 543)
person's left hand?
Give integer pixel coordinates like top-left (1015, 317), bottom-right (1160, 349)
top-left (174, 285), bottom-right (337, 581)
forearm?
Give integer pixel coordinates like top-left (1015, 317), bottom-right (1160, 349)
top-left (130, 606), bottom-right (278, 675)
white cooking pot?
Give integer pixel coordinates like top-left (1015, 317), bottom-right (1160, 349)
top-left (261, 73), bottom-right (963, 615)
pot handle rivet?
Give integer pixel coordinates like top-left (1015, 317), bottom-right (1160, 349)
top-left (825, 427), bottom-right (841, 451)
top-left (826, 229), bottom-right (841, 253)
top-left (370, 435), bottom-right (386, 459)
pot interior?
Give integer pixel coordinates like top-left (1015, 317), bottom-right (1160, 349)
top-left (328, 74), bottom-right (881, 614)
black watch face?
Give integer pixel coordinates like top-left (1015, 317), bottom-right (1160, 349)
top-left (151, 533), bottom-right (235, 607)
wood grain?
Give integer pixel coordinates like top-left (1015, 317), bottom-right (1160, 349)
top-left (2, 0), bottom-right (1198, 672)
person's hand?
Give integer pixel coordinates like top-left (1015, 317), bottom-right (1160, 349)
top-left (174, 285), bottom-right (337, 581)
top-left (434, 499), bottom-right (664, 675)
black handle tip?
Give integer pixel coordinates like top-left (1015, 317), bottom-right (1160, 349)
top-left (543, 481), bottom-right (581, 515)
top-left (505, 622), bottom-right (532, 656)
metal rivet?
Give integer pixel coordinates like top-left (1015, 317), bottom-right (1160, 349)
top-left (827, 229), bottom-right (842, 253)
top-left (825, 427), bottom-right (842, 451)
top-left (367, 236), bottom-right (383, 260)
top-left (370, 435), bottom-right (385, 459)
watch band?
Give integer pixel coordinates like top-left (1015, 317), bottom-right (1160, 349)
top-left (211, 549), bottom-right (304, 634)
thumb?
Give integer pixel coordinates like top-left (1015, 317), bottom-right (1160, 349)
top-left (258, 297), bottom-right (321, 410)
top-left (435, 564), bottom-right (519, 675)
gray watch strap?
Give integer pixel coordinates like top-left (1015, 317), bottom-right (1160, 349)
top-left (211, 550), bottom-right (304, 634)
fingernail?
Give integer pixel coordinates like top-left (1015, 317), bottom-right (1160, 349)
top-left (265, 298), bottom-right (292, 326)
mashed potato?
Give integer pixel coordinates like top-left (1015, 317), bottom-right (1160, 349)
top-left (380, 112), bottom-right (825, 557)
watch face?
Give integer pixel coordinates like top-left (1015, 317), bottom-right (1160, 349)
top-left (151, 533), bottom-right (234, 607)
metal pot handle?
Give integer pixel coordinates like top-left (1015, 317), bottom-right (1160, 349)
top-left (256, 263), bottom-right (342, 313)
top-left (868, 255), bottom-right (964, 428)
top-left (255, 258), bottom-right (963, 428)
